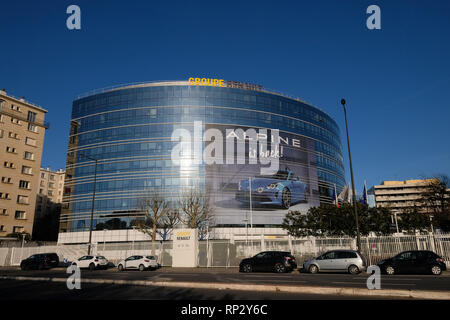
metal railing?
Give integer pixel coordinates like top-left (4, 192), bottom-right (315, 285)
top-left (73, 80), bottom-right (334, 120)
top-left (3, 233), bottom-right (449, 268)
top-left (75, 80), bottom-right (179, 99)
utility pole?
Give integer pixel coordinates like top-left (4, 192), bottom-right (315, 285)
top-left (340, 99), bottom-right (361, 252)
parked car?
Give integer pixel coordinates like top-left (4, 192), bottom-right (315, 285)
top-left (377, 250), bottom-right (447, 275)
top-left (239, 251), bottom-right (297, 273)
top-left (117, 255), bottom-right (159, 271)
top-left (20, 253), bottom-right (59, 270)
top-left (72, 255), bottom-right (109, 270)
top-left (303, 250), bottom-right (366, 274)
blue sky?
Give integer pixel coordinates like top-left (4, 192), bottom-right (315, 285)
top-left (1, 0), bottom-right (449, 193)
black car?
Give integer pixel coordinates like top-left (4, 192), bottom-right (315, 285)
top-left (377, 250), bottom-right (447, 275)
top-left (20, 253), bottom-right (59, 270)
top-left (239, 251), bottom-right (297, 273)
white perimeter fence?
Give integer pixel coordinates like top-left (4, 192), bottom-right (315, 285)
top-left (1, 233), bottom-right (449, 268)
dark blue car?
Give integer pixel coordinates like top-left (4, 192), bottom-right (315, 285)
top-left (235, 170), bottom-right (307, 209)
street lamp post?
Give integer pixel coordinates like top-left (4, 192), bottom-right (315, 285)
top-left (243, 219), bottom-right (249, 256)
top-left (340, 99), bottom-right (361, 252)
top-left (248, 177), bottom-right (254, 256)
top-left (19, 233), bottom-right (26, 263)
top-left (103, 228), bottom-right (107, 251)
top-left (78, 152), bottom-right (98, 255)
top-left (249, 177), bottom-right (253, 228)
top-left (393, 212), bottom-right (400, 234)
top-left (132, 226), bottom-right (136, 252)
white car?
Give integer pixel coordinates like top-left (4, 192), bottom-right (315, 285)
top-left (72, 255), bottom-right (109, 270)
top-left (117, 255), bottom-right (159, 271)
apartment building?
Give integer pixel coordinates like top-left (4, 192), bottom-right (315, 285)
top-left (373, 179), bottom-right (435, 213)
top-left (33, 168), bottom-right (64, 240)
top-left (0, 88), bottom-right (48, 237)
top-left (38, 167), bottom-right (65, 203)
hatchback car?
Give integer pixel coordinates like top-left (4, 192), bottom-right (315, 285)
top-left (72, 255), bottom-right (109, 270)
top-left (117, 255), bottom-right (159, 271)
top-left (239, 251), bottom-right (297, 273)
top-left (377, 250), bottom-right (447, 275)
top-left (303, 250), bottom-right (366, 274)
top-left (20, 253), bottom-right (59, 270)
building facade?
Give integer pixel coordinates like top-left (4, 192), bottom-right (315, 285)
top-left (373, 179), bottom-right (435, 213)
top-left (0, 89), bottom-right (48, 238)
top-left (38, 167), bottom-right (65, 203)
top-left (33, 168), bottom-right (65, 240)
top-left (59, 80), bottom-right (345, 242)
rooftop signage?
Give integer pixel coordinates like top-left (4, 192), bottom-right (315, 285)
top-left (188, 77), bottom-right (262, 91)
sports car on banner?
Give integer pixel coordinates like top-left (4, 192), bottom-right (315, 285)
top-left (236, 169), bottom-right (307, 209)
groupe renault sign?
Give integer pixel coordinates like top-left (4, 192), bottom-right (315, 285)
top-left (188, 77), bottom-right (263, 91)
top-left (176, 231), bottom-right (191, 240)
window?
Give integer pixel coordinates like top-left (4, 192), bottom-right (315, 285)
top-left (27, 111), bottom-right (37, 122)
top-left (48, 190), bottom-right (53, 196)
top-left (48, 182), bottom-right (54, 189)
top-left (13, 226), bottom-right (24, 233)
top-left (0, 193), bottom-right (10, 199)
top-left (8, 132), bottom-right (19, 139)
top-left (17, 195), bottom-right (29, 205)
top-left (19, 180), bottom-right (30, 189)
top-left (24, 151), bottom-right (34, 160)
top-left (4, 162), bottom-right (15, 169)
top-left (11, 104), bottom-right (20, 112)
top-left (41, 172), bottom-right (45, 178)
top-left (323, 251), bottom-right (338, 259)
top-left (1, 209), bottom-right (7, 215)
top-left (337, 251), bottom-right (358, 259)
top-left (27, 123), bottom-right (38, 133)
top-left (0, 225), bottom-right (4, 232)
top-left (25, 137), bottom-right (36, 146)
top-left (15, 211), bottom-right (26, 219)
top-left (0, 129), bottom-right (3, 138)
top-left (6, 146), bottom-right (16, 153)
top-left (1, 177), bottom-right (12, 184)
top-left (11, 117), bottom-right (21, 125)
top-left (49, 175), bottom-right (55, 181)
top-left (22, 166), bottom-right (32, 175)
top-left (396, 252), bottom-right (416, 261)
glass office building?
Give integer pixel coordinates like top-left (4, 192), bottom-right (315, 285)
top-left (59, 80), bottom-right (345, 234)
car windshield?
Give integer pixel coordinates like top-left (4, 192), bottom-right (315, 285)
top-left (256, 171), bottom-right (289, 180)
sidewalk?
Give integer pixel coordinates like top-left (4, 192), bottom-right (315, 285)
top-left (1, 274), bottom-right (449, 300)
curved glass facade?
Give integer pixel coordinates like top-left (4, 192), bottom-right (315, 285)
top-left (60, 81), bottom-right (345, 233)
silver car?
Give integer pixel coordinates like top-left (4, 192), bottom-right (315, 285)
top-left (303, 250), bottom-right (366, 274)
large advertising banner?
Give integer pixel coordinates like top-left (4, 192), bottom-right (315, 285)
top-left (205, 124), bottom-right (320, 226)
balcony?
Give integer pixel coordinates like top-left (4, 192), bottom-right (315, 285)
top-left (0, 105), bottom-right (49, 129)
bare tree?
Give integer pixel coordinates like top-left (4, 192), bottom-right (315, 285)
top-left (158, 208), bottom-right (181, 240)
top-left (136, 190), bottom-right (171, 255)
top-left (179, 188), bottom-right (214, 239)
top-left (419, 175), bottom-right (450, 232)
